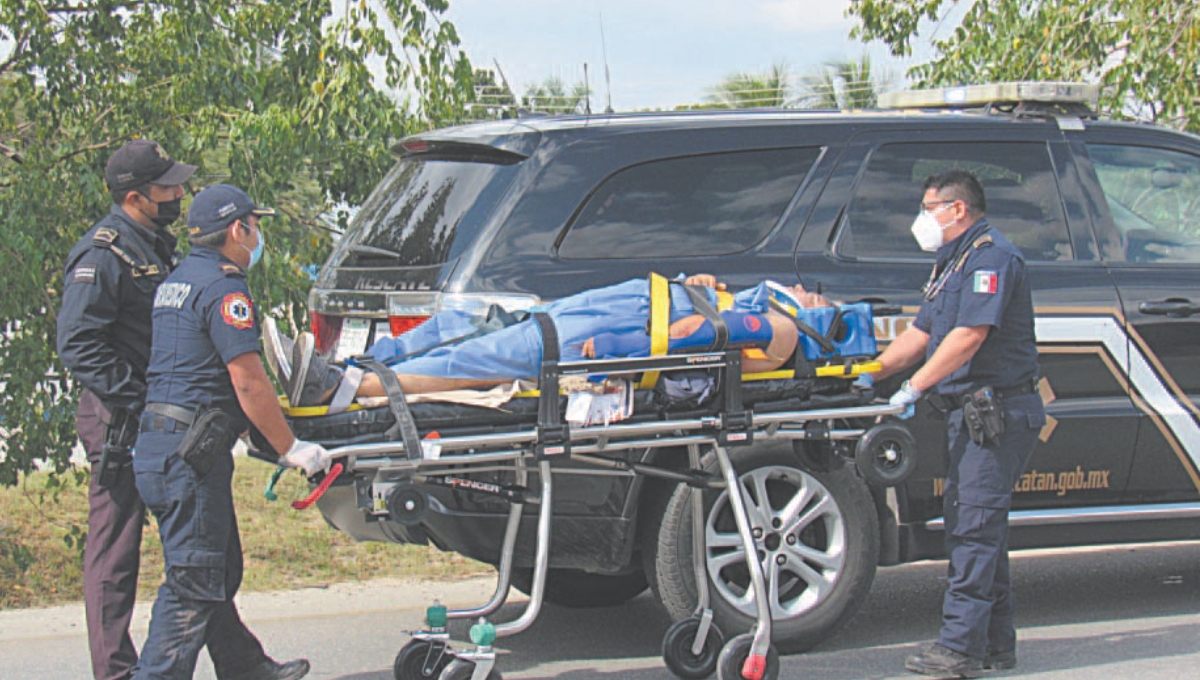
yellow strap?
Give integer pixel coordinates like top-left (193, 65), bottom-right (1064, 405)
top-left (743, 360), bottom-right (882, 382)
top-left (639, 273), bottom-right (671, 389)
top-left (813, 359), bottom-right (881, 378)
top-left (715, 290), bottom-right (734, 311)
top-left (280, 395), bottom-right (364, 418)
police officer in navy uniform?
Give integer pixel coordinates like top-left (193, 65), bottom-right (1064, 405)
top-left (131, 184), bottom-right (330, 680)
top-left (58, 139), bottom-right (196, 680)
top-left (870, 170), bottom-right (1045, 677)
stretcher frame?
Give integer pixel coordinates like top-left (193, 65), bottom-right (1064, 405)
top-left (306, 349), bottom-right (906, 680)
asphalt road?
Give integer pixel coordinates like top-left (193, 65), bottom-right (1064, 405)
top-left (2, 541), bottom-right (1198, 679)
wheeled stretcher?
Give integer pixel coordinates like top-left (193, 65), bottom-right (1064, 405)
top-left (277, 311), bottom-right (915, 680)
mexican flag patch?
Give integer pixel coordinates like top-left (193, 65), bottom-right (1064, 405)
top-left (973, 270), bottom-right (998, 294)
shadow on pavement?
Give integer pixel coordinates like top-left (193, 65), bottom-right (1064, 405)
top-left (329, 542), bottom-right (1200, 679)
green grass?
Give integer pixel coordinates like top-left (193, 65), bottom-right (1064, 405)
top-left (0, 458), bottom-right (490, 610)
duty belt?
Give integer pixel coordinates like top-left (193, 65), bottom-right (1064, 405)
top-left (927, 378), bottom-right (1040, 412)
top-left (140, 402), bottom-right (196, 434)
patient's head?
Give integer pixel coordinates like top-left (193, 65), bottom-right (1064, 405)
top-left (765, 280), bottom-right (831, 310)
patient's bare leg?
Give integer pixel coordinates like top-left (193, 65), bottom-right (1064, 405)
top-left (743, 311), bottom-right (799, 373)
top-left (355, 373), bottom-right (509, 397)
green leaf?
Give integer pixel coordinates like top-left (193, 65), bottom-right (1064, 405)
top-left (0, 0), bottom-right (475, 487)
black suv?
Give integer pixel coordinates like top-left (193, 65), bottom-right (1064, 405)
top-left (309, 82), bottom-right (1200, 652)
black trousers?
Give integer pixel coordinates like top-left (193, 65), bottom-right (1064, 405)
top-left (79, 389), bottom-right (145, 680)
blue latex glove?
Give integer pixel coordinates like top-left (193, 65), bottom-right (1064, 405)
top-left (888, 380), bottom-right (922, 420)
top-left (852, 372), bottom-right (874, 390)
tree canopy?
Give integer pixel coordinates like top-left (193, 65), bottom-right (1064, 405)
top-left (848, 0), bottom-right (1200, 132)
top-left (0, 0), bottom-right (474, 484)
top-left (797, 55), bottom-right (892, 110)
top-left (705, 63), bottom-right (792, 108)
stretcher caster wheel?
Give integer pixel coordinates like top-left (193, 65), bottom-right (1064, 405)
top-left (388, 483), bottom-right (428, 526)
top-left (854, 422), bottom-right (917, 487)
top-left (438, 658), bottom-right (502, 680)
top-left (662, 616), bottom-right (725, 679)
top-left (394, 639), bottom-right (453, 680)
top-left (716, 633), bottom-right (779, 680)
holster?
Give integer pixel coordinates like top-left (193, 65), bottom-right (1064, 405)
top-left (97, 403), bottom-right (142, 488)
top-left (961, 386), bottom-right (1005, 446)
top-left (178, 407), bottom-right (237, 476)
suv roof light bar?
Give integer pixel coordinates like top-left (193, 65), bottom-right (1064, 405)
top-left (878, 81), bottom-right (1100, 111)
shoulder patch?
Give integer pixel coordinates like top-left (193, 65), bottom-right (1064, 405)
top-left (72, 265), bottom-right (97, 284)
top-left (221, 292), bottom-right (255, 329)
top-left (93, 227), bottom-right (119, 245)
top-left (973, 270), bottom-right (998, 294)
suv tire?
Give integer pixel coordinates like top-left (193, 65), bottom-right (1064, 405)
top-left (654, 443), bottom-right (879, 654)
top-left (510, 567), bottom-right (649, 609)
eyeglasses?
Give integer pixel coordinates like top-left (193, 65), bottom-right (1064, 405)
top-left (920, 199), bottom-right (957, 212)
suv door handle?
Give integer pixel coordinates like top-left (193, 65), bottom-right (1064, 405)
top-left (1138, 299), bottom-right (1200, 317)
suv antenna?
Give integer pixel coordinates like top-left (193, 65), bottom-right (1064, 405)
top-left (492, 58), bottom-right (516, 115)
top-left (599, 11), bottom-right (613, 113)
top-left (583, 62), bottom-right (592, 115)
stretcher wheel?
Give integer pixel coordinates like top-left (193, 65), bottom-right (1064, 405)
top-left (394, 639), bottom-right (453, 680)
top-left (388, 483), bottom-right (428, 526)
top-left (662, 616), bottom-right (724, 679)
top-left (438, 658), bottom-right (502, 680)
top-left (716, 633), bottom-right (779, 680)
top-left (854, 422), bottom-right (917, 487)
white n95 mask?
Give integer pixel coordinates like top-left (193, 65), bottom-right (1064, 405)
top-left (911, 210), bottom-right (948, 252)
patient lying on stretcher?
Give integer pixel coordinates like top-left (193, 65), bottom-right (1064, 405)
top-left (272, 274), bottom-right (831, 410)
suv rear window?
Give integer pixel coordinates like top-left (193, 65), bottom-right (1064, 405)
top-left (558, 148), bottom-right (820, 259)
top-left (839, 142), bottom-right (1071, 262)
top-left (329, 153), bottom-right (519, 267)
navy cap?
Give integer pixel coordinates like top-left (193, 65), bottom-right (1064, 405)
top-left (187, 184), bottom-right (276, 237)
top-left (105, 139), bottom-right (197, 193)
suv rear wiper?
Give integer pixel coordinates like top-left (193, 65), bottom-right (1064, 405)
top-left (346, 244), bottom-right (402, 261)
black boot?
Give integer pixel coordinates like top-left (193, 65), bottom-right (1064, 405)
top-left (983, 647), bottom-right (1017, 671)
top-left (905, 642), bottom-right (983, 678)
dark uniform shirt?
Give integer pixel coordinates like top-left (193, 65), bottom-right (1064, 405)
top-left (144, 247), bottom-right (261, 432)
top-left (913, 218), bottom-right (1039, 396)
top-left (57, 206), bottom-right (177, 409)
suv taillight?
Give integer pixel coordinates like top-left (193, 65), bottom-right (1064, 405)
top-left (389, 315), bottom-right (430, 337)
top-left (309, 311), bottom-right (344, 355)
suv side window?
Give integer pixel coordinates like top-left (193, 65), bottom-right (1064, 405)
top-left (1086, 144), bottom-right (1200, 264)
top-left (558, 148), bottom-right (819, 259)
top-left (839, 142), bottom-right (1072, 262)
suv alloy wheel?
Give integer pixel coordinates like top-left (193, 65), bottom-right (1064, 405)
top-left (654, 441), bottom-right (880, 654)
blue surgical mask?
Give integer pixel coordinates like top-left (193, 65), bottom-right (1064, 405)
top-left (241, 225), bottom-right (265, 269)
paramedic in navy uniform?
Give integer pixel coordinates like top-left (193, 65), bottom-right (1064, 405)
top-left (131, 185), bottom-right (330, 680)
top-left (57, 139), bottom-right (195, 680)
top-left (870, 170), bottom-right (1045, 677)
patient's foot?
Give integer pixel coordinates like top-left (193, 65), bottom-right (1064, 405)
top-left (288, 332), bottom-right (344, 407)
top-left (263, 317), bottom-right (295, 384)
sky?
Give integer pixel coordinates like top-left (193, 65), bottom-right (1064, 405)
top-left (443, 0), bottom-right (968, 111)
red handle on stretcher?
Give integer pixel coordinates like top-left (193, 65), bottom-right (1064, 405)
top-left (741, 654), bottom-right (767, 680)
top-left (291, 463), bottom-right (344, 510)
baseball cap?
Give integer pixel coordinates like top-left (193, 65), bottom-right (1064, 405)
top-left (105, 139), bottom-right (197, 193)
top-left (187, 184), bottom-right (276, 237)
